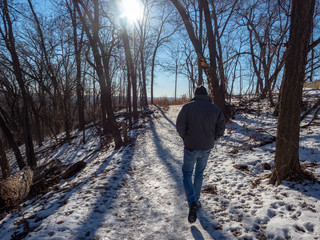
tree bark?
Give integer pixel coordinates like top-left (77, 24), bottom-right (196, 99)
top-left (0, 113), bottom-right (25, 170)
top-left (269, 0), bottom-right (315, 185)
top-left (137, 18), bottom-right (148, 108)
top-left (151, 46), bottom-right (157, 104)
top-left (126, 67), bottom-right (133, 129)
top-left (121, 21), bottom-right (138, 120)
top-left (198, 0), bottom-right (203, 86)
top-left (66, 0), bottom-right (86, 142)
top-left (175, 59), bottom-right (178, 102)
top-left (0, 139), bottom-right (10, 179)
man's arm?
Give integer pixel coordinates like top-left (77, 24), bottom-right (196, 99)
top-left (176, 106), bottom-right (187, 139)
top-left (215, 111), bottom-right (225, 140)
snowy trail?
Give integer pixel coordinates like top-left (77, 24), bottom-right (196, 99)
top-left (93, 106), bottom-right (221, 239)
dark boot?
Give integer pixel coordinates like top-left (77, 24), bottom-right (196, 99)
top-left (188, 201), bottom-right (198, 223)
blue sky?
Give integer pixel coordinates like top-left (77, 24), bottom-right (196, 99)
top-left (152, 70), bottom-right (190, 98)
top-left (32, 0), bottom-right (190, 99)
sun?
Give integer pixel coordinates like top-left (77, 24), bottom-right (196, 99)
top-left (120, 0), bottom-right (143, 23)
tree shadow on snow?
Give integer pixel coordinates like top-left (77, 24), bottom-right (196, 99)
top-left (155, 105), bottom-right (176, 128)
top-left (149, 117), bottom-right (181, 189)
top-left (227, 120), bottom-right (276, 148)
top-left (282, 179), bottom-right (320, 201)
top-left (73, 144), bottom-right (136, 239)
top-left (299, 134), bottom-right (320, 163)
top-left (13, 149), bottom-right (119, 239)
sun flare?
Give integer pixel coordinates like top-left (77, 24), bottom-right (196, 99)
top-left (120, 0), bottom-right (143, 23)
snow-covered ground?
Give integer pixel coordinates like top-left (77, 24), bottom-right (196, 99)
top-left (1, 90), bottom-right (320, 240)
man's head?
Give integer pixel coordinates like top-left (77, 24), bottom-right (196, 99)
top-left (194, 85), bottom-right (208, 96)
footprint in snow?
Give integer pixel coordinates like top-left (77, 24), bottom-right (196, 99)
top-left (271, 201), bottom-right (285, 209)
top-left (267, 209), bottom-right (276, 218)
top-left (291, 210), bottom-right (301, 220)
top-left (304, 222), bottom-right (314, 232)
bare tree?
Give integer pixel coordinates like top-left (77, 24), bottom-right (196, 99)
top-left (210, 0), bottom-right (238, 99)
top-left (238, 0), bottom-right (290, 106)
top-left (74, 0), bottom-right (123, 148)
top-left (180, 41), bottom-right (198, 97)
top-left (269, 0), bottom-right (315, 185)
top-left (0, 0), bottom-right (37, 168)
top-left (169, 0), bottom-right (227, 117)
top-left (135, 0), bottom-right (155, 108)
top-left (120, 20), bottom-right (139, 120)
top-left (149, 2), bottom-right (181, 104)
top-left (66, 0), bottom-right (86, 143)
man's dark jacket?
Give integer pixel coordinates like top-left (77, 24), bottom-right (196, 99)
top-left (176, 95), bottom-right (225, 150)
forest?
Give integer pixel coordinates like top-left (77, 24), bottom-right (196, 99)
top-left (0, 0), bottom-right (320, 237)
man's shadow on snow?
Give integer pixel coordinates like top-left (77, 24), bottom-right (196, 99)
top-left (191, 222), bottom-right (226, 240)
top-left (191, 226), bottom-right (205, 240)
top-left (196, 210), bottom-right (226, 239)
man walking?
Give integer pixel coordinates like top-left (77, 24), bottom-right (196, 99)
top-left (176, 85), bottom-right (225, 223)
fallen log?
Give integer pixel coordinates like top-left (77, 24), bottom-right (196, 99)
top-left (301, 97), bottom-right (320, 122)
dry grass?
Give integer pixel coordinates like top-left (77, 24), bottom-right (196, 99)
top-left (152, 97), bottom-right (170, 107)
top-left (152, 96), bottom-right (190, 107)
top-left (304, 80), bottom-right (320, 89)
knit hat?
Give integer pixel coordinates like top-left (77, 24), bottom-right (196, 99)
top-left (194, 85), bottom-right (208, 96)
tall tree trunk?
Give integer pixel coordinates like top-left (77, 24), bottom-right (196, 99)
top-left (140, 48), bottom-right (148, 107)
top-left (175, 59), bottom-right (178, 102)
top-left (0, 113), bottom-right (25, 170)
top-left (126, 68), bottom-right (133, 129)
top-left (151, 48), bottom-right (157, 104)
top-left (31, 103), bottom-right (43, 147)
top-left (138, 21), bottom-right (148, 108)
top-left (0, 139), bottom-right (10, 179)
top-left (198, 0), bottom-right (203, 86)
top-left (104, 59), bottom-right (123, 149)
top-left (67, 0), bottom-right (86, 142)
top-left (121, 21), bottom-right (138, 120)
top-left (269, 0), bottom-right (315, 185)
top-left (150, 10), bottom-right (177, 104)
top-left (211, 1), bottom-right (227, 97)
top-left (201, 0), bottom-right (226, 114)
top-left (0, 0), bottom-right (36, 168)
top-left (62, 69), bottom-right (72, 142)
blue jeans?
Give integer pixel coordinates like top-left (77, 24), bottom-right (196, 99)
top-left (182, 148), bottom-right (211, 205)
